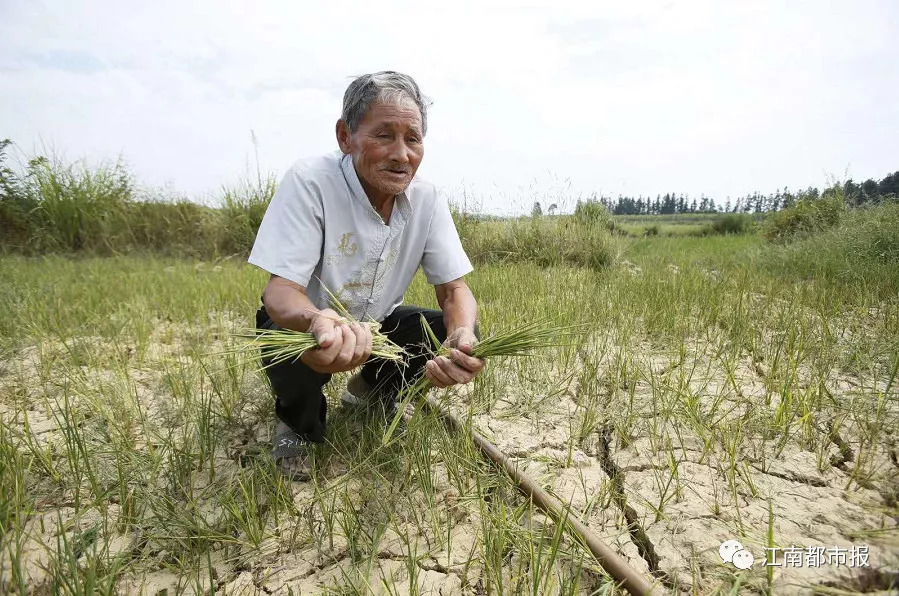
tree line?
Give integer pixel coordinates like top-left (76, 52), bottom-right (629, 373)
top-left (551, 170), bottom-right (899, 216)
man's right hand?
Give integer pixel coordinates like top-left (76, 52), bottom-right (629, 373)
top-left (301, 308), bottom-right (374, 374)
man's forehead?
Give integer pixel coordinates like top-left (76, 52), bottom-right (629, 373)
top-left (364, 99), bottom-right (422, 128)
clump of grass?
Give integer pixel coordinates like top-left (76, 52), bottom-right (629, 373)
top-left (0, 139), bottom-right (134, 253)
top-left (763, 189), bottom-right (846, 242)
top-left (762, 200), bottom-right (899, 294)
top-left (463, 216), bottom-right (620, 271)
top-left (574, 198), bottom-right (613, 228)
top-left (219, 174), bottom-right (276, 256)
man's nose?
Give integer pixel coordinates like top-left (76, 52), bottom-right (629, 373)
top-left (387, 139), bottom-right (411, 164)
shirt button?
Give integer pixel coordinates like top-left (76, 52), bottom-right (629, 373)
top-left (378, 255), bottom-right (386, 262)
top-left (367, 298), bottom-right (375, 304)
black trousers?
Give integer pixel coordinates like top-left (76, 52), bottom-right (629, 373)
top-left (256, 304), bottom-right (452, 443)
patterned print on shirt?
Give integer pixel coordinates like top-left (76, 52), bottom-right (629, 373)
top-left (336, 229), bottom-right (402, 321)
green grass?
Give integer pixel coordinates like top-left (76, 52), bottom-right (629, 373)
top-left (0, 140), bottom-right (275, 258)
top-left (1, 230), bottom-right (897, 594)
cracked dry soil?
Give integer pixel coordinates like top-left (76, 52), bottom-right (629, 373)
top-left (453, 336), bottom-right (899, 595)
top-left (1, 315), bottom-right (897, 595)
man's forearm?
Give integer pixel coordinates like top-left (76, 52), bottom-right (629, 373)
top-left (263, 276), bottom-right (322, 332)
top-left (441, 283), bottom-right (478, 336)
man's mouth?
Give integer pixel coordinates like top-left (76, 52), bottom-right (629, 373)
top-left (383, 167), bottom-right (409, 175)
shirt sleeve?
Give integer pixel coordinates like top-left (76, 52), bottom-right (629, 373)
top-left (247, 167), bottom-right (323, 287)
top-left (420, 191), bottom-right (474, 285)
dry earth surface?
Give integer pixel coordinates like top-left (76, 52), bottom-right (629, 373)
top-left (1, 256), bottom-right (897, 595)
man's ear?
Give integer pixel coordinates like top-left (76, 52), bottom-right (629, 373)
top-left (336, 120), bottom-right (352, 154)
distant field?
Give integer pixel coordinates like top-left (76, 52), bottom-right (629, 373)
top-left (613, 214), bottom-right (723, 224)
top-left (612, 213), bottom-right (763, 237)
top-left (1, 228), bottom-right (896, 594)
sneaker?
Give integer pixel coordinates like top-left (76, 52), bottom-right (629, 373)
top-left (271, 421), bottom-right (313, 481)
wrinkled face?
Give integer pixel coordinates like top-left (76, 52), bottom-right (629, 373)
top-left (337, 96), bottom-right (424, 202)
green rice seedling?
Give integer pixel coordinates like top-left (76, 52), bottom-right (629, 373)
top-left (382, 317), bottom-right (588, 446)
top-left (220, 470), bottom-right (269, 548)
top-left (0, 421), bottom-right (32, 595)
top-left (20, 409), bottom-right (63, 485)
top-left (649, 443), bottom-right (683, 523)
top-left (47, 512), bottom-right (126, 596)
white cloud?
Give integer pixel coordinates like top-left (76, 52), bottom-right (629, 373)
top-left (2, 0), bottom-right (897, 214)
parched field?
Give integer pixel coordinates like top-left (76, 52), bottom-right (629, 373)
top-left (1, 235), bottom-right (897, 595)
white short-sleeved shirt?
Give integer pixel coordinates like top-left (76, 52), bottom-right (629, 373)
top-left (248, 152), bottom-right (473, 322)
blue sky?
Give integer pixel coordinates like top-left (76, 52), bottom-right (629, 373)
top-left (2, 0), bottom-right (897, 215)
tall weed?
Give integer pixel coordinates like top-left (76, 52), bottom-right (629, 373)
top-left (0, 140), bottom-right (274, 257)
top-left (763, 189), bottom-right (846, 242)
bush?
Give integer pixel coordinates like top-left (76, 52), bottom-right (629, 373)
top-left (765, 201), bottom-right (899, 287)
top-left (0, 139), bottom-right (276, 257)
top-left (460, 216), bottom-right (619, 271)
top-left (695, 213), bottom-right (753, 236)
top-left (125, 199), bottom-right (222, 256)
top-left (0, 144), bottom-right (135, 253)
top-left (763, 190), bottom-right (846, 243)
top-left (643, 225), bottom-right (659, 237)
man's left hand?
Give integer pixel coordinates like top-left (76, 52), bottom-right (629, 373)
top-left (424, 327), bottom-right (485, 388)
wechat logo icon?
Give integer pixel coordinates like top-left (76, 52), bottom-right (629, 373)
top-left (720, 540), bottom-right (755, 570)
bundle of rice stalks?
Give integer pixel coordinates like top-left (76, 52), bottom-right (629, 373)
top-left (227, 284), bottom-right (405, 371)
top-left (382, 317), bottom-right (587, 445)
top-left (235, 321), bottom-right (405, 370)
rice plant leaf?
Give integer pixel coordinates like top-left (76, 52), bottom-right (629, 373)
top-left (420, 314), bottom-right (443, 353)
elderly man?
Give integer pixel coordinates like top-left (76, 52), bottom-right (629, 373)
top-left (248, 71), bottom-right (484, 480)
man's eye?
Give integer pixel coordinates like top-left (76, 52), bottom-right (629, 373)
top-left (407, 137), bottom-right (421, 144)
top-left (377, 134), bottom-right (392, 139)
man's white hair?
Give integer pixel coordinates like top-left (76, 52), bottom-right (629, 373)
top-left (341, 71), bottom-right (431, 135)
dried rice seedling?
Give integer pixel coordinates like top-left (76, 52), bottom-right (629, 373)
top-left (233, 322), bottom-right (405, 370)
top-left (227, 283), bottom-right (405, 371)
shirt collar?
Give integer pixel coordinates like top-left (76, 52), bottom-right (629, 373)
top-left (339, 153), bottom-right (414, 223)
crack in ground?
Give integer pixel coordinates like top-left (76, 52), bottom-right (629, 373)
top-left (596, 425), bottom-right (676, 589)
top-left (505, 441), bottom-right (569, 458)
top-left (620, 463), bottom-right (668, 473)
top-left (256, 549), bottom-right (350, 587)
top-left (828, 424), bottom-right (855, 469)
top-left (748, 464), bottom-right (828, 487)
top-left (375, 551), bottom-right (464, 579)
top-left (826, 425), bottom-right (887, 498)
top-left (257, 549), bottom-right (464, 591)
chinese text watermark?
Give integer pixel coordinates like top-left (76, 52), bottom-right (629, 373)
top-left (719, 540), bottom-right (871, 570)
